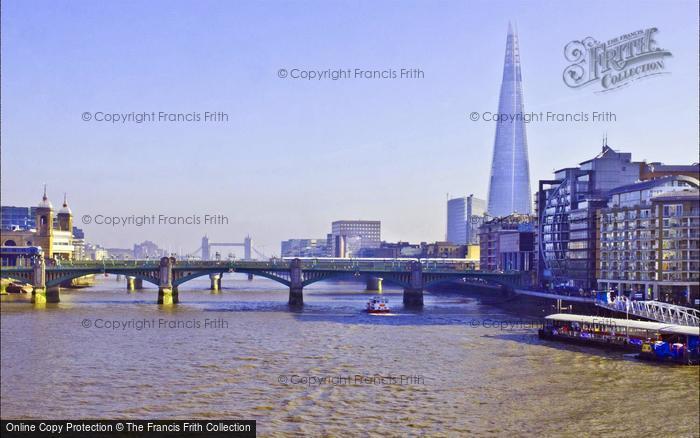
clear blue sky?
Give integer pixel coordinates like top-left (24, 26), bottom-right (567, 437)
top-left (2, 0), bottom-right (698, 255)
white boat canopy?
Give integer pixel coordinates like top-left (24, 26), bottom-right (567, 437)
top-left (544, 313), bottom-right (700, 337)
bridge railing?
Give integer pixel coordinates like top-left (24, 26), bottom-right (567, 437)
top-left (0, 266), bottom-right (32, 272)
top-left (595, 296), bottom-right (700, 327)
top-left (292, 259), bottom-right (481, 271)
top-left (176, 260), bottom-right (293, 270)
top-left (300, 260), bottom-right (412, 271)
top-left (52, 260), bottom-right (162, 268)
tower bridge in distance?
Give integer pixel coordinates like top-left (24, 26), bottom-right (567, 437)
top-left (2, 257), bottom-right (534, 306)
top-left (190, 235), bottom-right (255, 261)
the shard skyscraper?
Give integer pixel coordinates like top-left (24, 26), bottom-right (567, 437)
top-left (487, 23), bottom-right (532, 216)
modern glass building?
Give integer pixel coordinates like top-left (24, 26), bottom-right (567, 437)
top-left (487, 23), bottom-right (532, 217)
top-left (280, 238), bottom-right (329, 258)
top-left (1, 206), bottom-right (37, 230)
top-left (535, 145), bottom-right (642, 290)
top-left (447, 195), bottom-right (486, 245)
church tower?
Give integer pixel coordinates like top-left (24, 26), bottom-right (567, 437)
top-left (35, 185), bottom-right (54, 256)
top-left (57, 193), bottom-right (73, 232)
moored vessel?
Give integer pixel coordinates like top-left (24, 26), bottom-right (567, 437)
top-left (1, 279), bottom-right (32, 294)
top-left (539, 313), bottom-right (700, 365)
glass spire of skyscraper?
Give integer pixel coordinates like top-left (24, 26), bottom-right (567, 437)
top-left (487, 23), bottom-right (532, 217)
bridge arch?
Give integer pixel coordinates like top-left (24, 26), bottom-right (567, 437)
top-left (105, 270), bottom-right (160, 287)
top-left (237, 270), bottom-right (291, 287)
top-left (46, 270), bottom-right (99, 288)
top-left (423, 275), bottom-right (517, 291)
top-left (45, 270), bottom-right (161, 288)
top-left (301, 271), bottom-right (411, 289)
top-left (173, 270), bottom-right (222, 287)
top-left (172, 269), bottom-right (291, 288)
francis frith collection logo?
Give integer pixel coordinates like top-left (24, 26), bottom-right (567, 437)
top-left (563, 27), bottom-right (672, 93)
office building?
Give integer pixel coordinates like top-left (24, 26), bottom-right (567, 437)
top-left (84, 243), bottom-right (109, 260)
top-left (1, 206), bottom-right (37, 230)
top-left (360, 241), bottom-right (423, 258)
top-left (479, 213), bottom-right (535, 274)
top-left (72, 227), bottom-right (86, 260)
top-left (447, 195), bottom-right (486, 245)
top-left (535, 145), bottom-right (642, 290)
top-left (331, 220), bottom-right (380, 257)
top-left (280, 238), bottom-right (329, 258)
top-left (133, 240), bottom-right (166, 259)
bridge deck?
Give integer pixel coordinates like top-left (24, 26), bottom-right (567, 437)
top-left (515, 289), bottom-right (594, 303)
top-left (2, 259), bottom-right (511, 275)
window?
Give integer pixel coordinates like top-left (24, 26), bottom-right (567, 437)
top-left (663, 204), bottom-right (683, 217)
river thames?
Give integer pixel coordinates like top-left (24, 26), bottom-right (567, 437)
top-left (1, 277), bottom-right (698, 437)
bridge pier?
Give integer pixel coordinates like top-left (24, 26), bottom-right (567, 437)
top-left (288, 258), bottom-right (303, 307)
top-left (403, 288), bottom-right (423, 307)
top-left (366, 276), bottom-right (383, 292)
top-left (126, 277), bottom-right (143, 292)
top-left (30, 256), bottom-right (59, 303)
top-left (31, 286), bottom-right (46, 303)
top-left (289, 286), bottom-right (304, 306)
top-left (158, 257), bottom-right (178, 304)
top-left (158, 287), bottom-right (178, 305)
top-left (33, 286), bottom-right (60, 304)
top-left (403, 261), bottom-right (423, 308)
top-left (46, 286), bottom-right (60, 302)
top-left (209, 273), bottom-right (221, 291)
top-left (247, 273), bottom-right (254, 281)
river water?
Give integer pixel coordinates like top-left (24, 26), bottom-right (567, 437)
top-left (1, 276), bottom-right (698, 437)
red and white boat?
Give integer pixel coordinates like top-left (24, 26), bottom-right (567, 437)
top-left (366, 296), bottom-right (391, 314)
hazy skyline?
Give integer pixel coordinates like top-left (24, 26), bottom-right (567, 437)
top-left (2, 0), bottom-right (698, 255)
